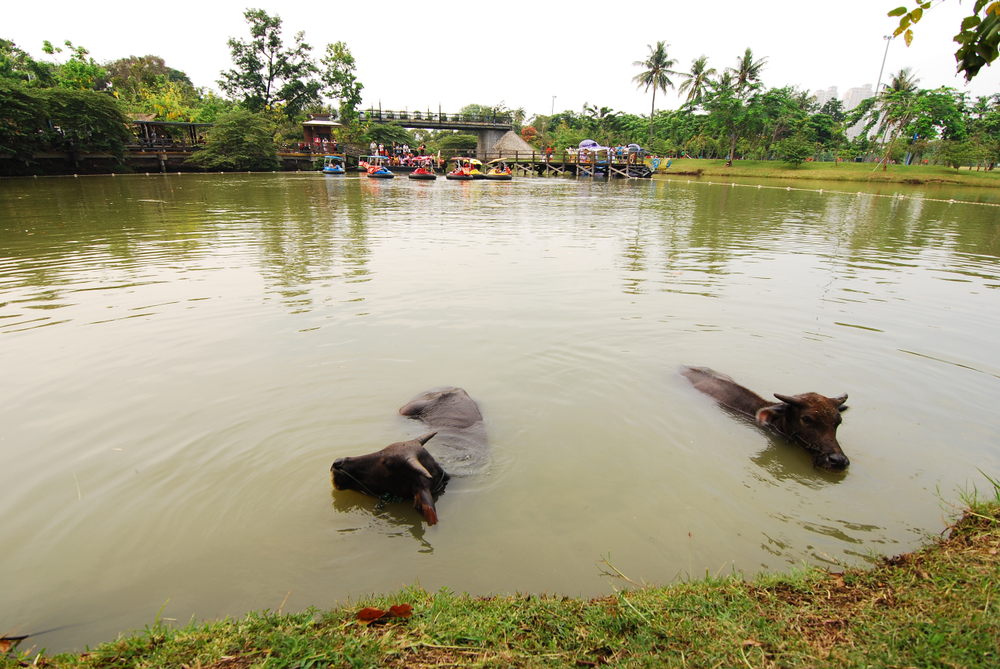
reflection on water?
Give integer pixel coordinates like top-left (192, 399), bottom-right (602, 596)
top-left (1, 173), bottom-right (999, 653)
top-left (331, 490), bottom-right (435, 554)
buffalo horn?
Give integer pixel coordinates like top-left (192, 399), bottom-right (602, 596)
top-left (416, 432), bottom-right (437, 445)
top-left (773, 393), bottom-right (806, 407)
top-left (832, 393), bottom-right (848, 406)
top-left (405, 455), bottom-right (433, 479)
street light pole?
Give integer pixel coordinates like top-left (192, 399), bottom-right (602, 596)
top-left (875, 35), bottom-right (894, 95)
top-left (867, 35), bottom-right (894, 163)
top-left (551, 95), bottom-right (556, 116)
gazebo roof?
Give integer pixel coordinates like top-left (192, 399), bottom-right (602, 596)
top-left (303, 114), bottom-right (342, 128)
top-left (491, 130), bottom-right (536, 155)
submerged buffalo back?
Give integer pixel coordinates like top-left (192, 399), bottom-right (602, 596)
top-left (681, 365), bottom-right (851, 471)
top-left (399, 387), bottom-right (483, 428)
top-left (680, 366), bottom-right (771, 417)
top-left (399, 387), bottom-right (488, 477)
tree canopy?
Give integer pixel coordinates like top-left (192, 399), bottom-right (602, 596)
top-left (218, 8), bottom-right (321, 117)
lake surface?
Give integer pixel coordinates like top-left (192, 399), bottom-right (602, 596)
top-left (1, 172), bottom-right (998, 653)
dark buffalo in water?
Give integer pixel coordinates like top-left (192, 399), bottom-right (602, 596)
top-left (680, 366), bottom-right (850, 471)
top-left (331, 387), bottom-right (486, 524)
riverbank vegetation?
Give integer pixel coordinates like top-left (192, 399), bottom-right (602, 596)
top-left (4, 487), bottom-right (998, 668)
top-left (2, 7), bottom-right (1000, 175)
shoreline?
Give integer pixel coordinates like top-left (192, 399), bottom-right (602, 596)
top-left (5, 495), bottom-right (998, 668)
top-left (654, 158), bottom-right (1000, 189)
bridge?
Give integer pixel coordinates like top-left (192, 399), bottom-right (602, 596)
top-left (361, 108), bottom-right (513, 161)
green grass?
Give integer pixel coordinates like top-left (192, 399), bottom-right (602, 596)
top-left (5, 490), bottom-right (999, 668)
top-left (659, 158), bottom-right (1000, 188)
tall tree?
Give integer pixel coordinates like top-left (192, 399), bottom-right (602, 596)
top-left (677, 55), bottom-right (717, 109)
top-left (107, 55), bottom-right (192, 102)
top-left (632, 41), bottom-right (678, 145)
top-left (728, 47), bottom-right (768, 98)
top-left (703, 69), bottom-right (750, 163)
top-left (42, 40), bottom-right (108, 91)
top-left (583, 103), bottom-right (621, 145)
top-left (319, 41), bottom-right (363, 123)
top-left (868, 68), bottom-right (922, 170)
top-left (218, 8), bottom-right (320, 116)
top-left (0, 39), bottom-right (55, 86)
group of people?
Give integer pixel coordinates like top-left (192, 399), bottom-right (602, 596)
top-left (368, 140), bottom-right (428, 162)
top-left (542, 144), bottom-right (644, 164)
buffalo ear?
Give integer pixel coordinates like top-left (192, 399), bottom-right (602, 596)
top-left (756, 403), bottom-right (787, 427)
top-left (414, 488), bottom-right (438, 525)
top-left (400, 400), bottom-right (430, 417)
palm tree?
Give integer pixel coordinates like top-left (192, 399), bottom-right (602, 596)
top-left (874, 68), bottom-right (921, 170)
top-left (584, 103), bottom-right (621, 146)
top-left (884, 67), bottom-right (919, 94)
top-left (715, 70), bottom-right (735, 92)
top-left (632, 41), bottom-right (679, 145)
top-left (728, 47), bottom-right (768, 97)
top-left (677, 55), bottom-right (717, 109)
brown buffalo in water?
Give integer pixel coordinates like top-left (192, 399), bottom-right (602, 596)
top-left (331, 387), bottom-right (486, 525)
top-left (680, 366), bottom-right (850, 471)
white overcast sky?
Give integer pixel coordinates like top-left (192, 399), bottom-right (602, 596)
top-left (4, 0), bottom-right (997, 117)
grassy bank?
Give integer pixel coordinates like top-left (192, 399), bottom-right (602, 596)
top-left (659, 158), bottom-right (1000, 188)
top-left (4, 496), bottom-right (998, 669)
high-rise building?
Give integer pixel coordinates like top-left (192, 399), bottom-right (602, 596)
top-left (842, 84), bottom-right (874, 111)
top-left (841, 84), bottom-right (876, 140)
top-left (811, 86), bottom-right (839, 108)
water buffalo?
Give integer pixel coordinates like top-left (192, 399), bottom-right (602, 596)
top-left (680, 366), bottom-right (850, 471)
top-left (330, 387), bottom-right (486, 525)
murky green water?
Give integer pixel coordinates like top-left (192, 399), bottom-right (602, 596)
top-left (2, 173), bottom-right (998, 652)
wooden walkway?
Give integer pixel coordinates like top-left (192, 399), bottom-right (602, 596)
top-left (481, 151), bottom-right (655, 179)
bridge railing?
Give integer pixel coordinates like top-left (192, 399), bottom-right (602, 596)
top-left (362, 109), bottom-right (514, 125)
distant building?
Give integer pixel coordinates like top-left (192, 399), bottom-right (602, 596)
top-left (842, 84), bottom-right (874, 112)
top-left (842, 84), bottom-right (875, 140)
top-left (811, 86), bottom-right (838, 108)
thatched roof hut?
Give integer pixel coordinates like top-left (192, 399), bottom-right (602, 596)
top-left (490, 130), bottom-right (538, 158)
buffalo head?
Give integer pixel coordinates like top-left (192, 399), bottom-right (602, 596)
top-left (330, 432), bottom-right (450, 525)
top-left (755, 392), bottom-right (850, 471)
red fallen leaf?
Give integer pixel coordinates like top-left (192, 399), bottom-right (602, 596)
top-left (356, 607), bottom-right (388, 622)
top-left (388, 604), bottom-right (412, 618)
top-left (355, 604), bottom-right (414, 624)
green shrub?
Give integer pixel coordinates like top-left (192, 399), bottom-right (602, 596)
top-left (187, 109), bottom-right (279, 171)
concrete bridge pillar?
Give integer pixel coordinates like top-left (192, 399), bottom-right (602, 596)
top-left (477, 128), bottom-right (507, 161)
